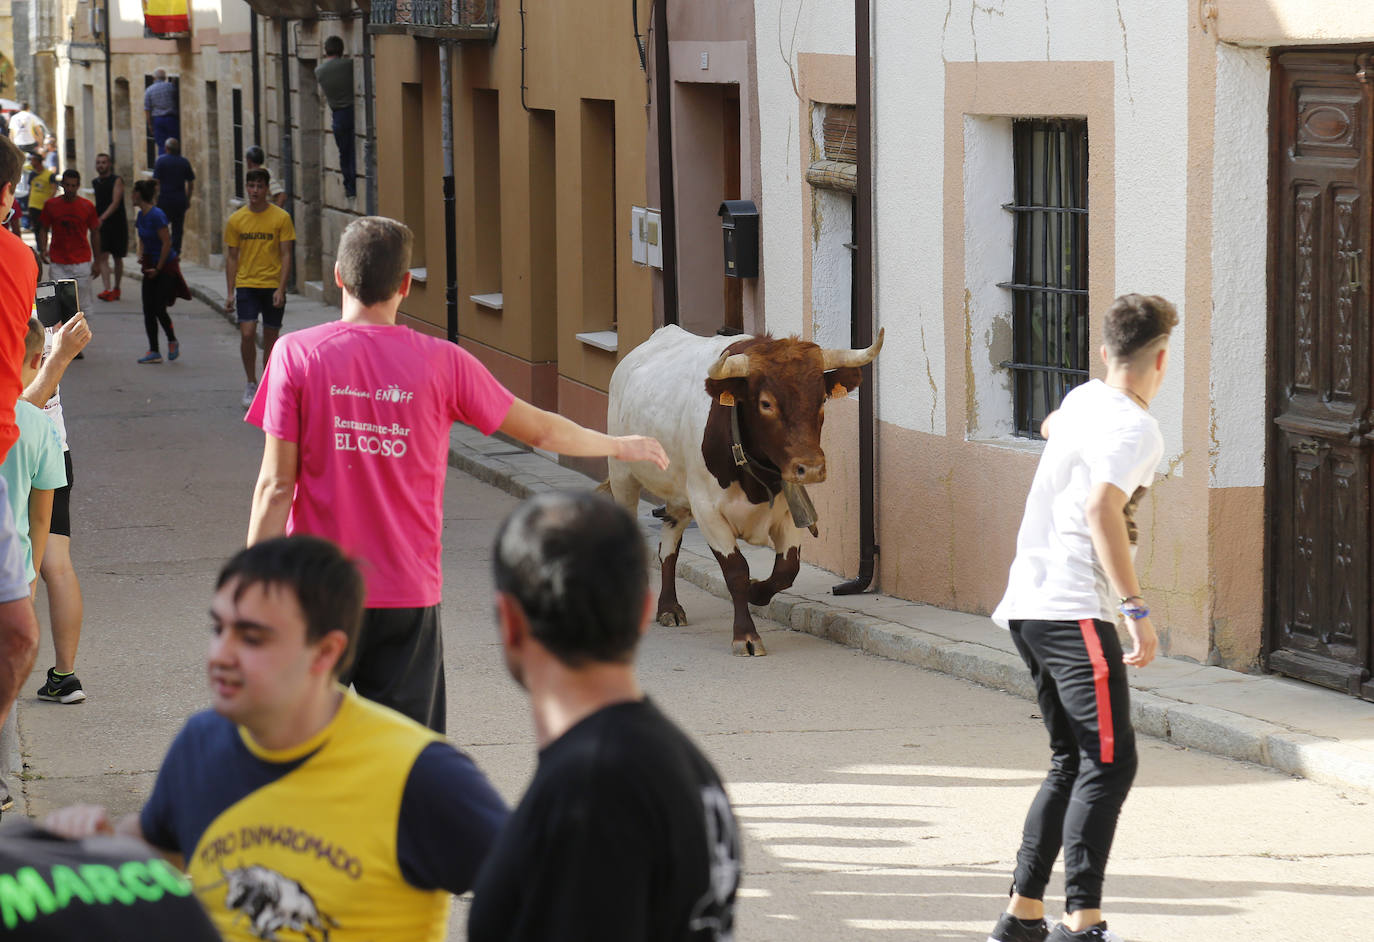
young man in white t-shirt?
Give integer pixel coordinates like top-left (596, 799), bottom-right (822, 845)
top-left (986, 294), bottom-right (1177, 942)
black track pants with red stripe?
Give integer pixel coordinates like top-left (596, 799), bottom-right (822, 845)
top-left (1008, 618), bottom-right (1138, 913)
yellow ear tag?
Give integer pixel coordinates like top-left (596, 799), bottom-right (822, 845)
top-left (830, 383), bottom-right (847, 399)
top-left (718, 391), bottom-right (736, 407)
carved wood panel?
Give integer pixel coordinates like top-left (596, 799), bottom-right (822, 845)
top-left (1267, 50), bottom-right (1374, 697)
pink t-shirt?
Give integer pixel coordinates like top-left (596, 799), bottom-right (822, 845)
top-left (245, 321), bottom-right (515, 607)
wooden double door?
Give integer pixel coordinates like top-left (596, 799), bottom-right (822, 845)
top-left (1268, 49), bottom-right (1374, 698)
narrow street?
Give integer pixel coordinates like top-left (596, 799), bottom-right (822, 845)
top-left (13, 292), bottom-right (1374, 941)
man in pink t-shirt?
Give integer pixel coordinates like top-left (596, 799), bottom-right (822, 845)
top-left (245, 216), bottom-right (667, 732)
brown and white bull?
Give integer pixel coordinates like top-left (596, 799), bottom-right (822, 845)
top-left (607, 325), bottom-right (883, 656)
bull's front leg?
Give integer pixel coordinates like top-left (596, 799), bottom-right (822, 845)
top-left (712, 548), bottom-right (767, 657)
top-left (748, 546), bottom-right (801, 606)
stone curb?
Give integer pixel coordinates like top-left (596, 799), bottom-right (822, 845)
top-left (162, 279), bottom-right (1374, 798)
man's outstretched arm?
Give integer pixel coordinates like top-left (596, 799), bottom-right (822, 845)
top-left (497, 399), bottom-right (669, 469)
top-left (43, 805), bottom-right (185, 870)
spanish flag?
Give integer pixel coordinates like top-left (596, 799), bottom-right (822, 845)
top-left (143, 0), bottom-right (189, 35)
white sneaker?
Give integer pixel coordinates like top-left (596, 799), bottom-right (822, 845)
top-left (241, 381), bottom-right (258, 408)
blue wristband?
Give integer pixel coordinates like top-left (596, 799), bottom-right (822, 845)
top-left (1119, 603), bottom-right (1149, 620)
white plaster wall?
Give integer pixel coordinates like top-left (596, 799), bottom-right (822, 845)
top-left (192, 0), bottom-right (222, 31)
top-left (752, 0), bottom-right (854, 342)
top-left (933, 0), bottom-right (1190, 464)
top-left (811, 186), bottom-right (853, 349)
top-left (809, 103), bottom-right (854, 350)
top-left (757, 0), bottom-right (1193, 453)
top-left (963, 115), bottom-right (1015, 439)
top-left (1209, 43), bottom-right (1270, 489)
top-left (873, 0), bottom-right (946, 434)
top-left (112, 0), bottom-right (145, 39)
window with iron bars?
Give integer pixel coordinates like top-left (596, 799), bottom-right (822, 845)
top-left (999, 118), bottom-right (1088, 438)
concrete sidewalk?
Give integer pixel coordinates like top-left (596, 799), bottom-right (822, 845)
top-left (164, 259), bottom-right (1374, 799)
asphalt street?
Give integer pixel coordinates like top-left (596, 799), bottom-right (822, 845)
top-left (12, 287), bottom-right (1374, 941)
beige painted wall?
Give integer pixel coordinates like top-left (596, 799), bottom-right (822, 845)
top-left (646, 1), bottom-right (764, 335)
top-left (374, 1), bottom-right (651, 411)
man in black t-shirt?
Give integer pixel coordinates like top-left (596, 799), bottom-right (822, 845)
top-left (470, 491), bottom-right (740, 942)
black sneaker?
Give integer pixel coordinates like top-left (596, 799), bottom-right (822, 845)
top-left (1047, 923), bottom-right (1123, 942)
top-left (989, 913), bottom-right (1052, 942)
top-left (36, 668), bottom-right (86, 704)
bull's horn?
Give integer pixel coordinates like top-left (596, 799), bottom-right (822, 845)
top-left (707, 351), bottom-right (752, 380)
top-left (821, 327), bottom-right (885, 371)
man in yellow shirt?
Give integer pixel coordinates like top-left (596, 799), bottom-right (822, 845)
top-left (224, 168), bottom-right (295, 408)
top-left (24, 151), bottom-right (58, 236)
top-left (42, 535), bottom-right (509, 942)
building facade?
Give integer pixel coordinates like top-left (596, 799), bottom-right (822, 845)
top-left (26, 0), bottom-right (1374, 697)
top-left (37, 0), bottom-right (366, 283)
top-left (745, 0), bottom-right (1374, 698)
top-left (369, 0), bottom-right (655, 476)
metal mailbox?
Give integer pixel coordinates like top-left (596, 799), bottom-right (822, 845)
top-left (718, 200), bottom-right (759, 279)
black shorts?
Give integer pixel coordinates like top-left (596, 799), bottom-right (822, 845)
top-left (100, 218), bottom-right (128, 257)
top-left (339, 605), bottom-right (446, 733)
top-left (235, 287), bottom-right (285, 329)
top-left (50, 451), bottom-right (73, 538)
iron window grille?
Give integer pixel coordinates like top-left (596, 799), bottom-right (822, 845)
top-left (999, 118), bottom-right (1089, 438)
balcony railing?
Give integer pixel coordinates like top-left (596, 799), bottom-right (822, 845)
top-left (369, 0), bottom-right (498, 41)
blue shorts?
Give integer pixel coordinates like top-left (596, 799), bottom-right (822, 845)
top-left (235, 287), bottom-right (285, 329)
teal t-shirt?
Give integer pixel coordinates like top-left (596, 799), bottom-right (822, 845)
top-left (0, 400), bottom-right (67, 582)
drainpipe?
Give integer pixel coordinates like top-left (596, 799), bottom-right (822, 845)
top-left (278, 18), bottom-right (295, 288)
top-left (440, 40), bottom-right (458, 344)
top-left (251, 10), bottom-right (262, 144)
top-left (652, 0), bottom-right (678, 325)
top-left (362, 18), bottom-right (377, 216)
top-left (103, 0), bottom-right (113, 160)
top-left (833, 0), bottom-right (876, 596)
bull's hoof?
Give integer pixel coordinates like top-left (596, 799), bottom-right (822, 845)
top-left (731, 636), bottom-right (768, 657)
top-left (657, 605), bottom-right (687, 627)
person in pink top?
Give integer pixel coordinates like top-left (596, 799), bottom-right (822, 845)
top-left (245, 216), bottom-right (668, 732)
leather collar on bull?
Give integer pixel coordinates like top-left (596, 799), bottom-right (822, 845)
top-left (728, 403), bottom-right (819, 536)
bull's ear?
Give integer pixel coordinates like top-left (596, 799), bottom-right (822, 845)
top-left (705, 377), bottom-right (746, 408)
top-left (824, 367), bottom-right (863, 399)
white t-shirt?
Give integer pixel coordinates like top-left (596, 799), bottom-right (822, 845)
top-left (991, 379), bottom-right (1163, 628)
top-left (9, 111), bottom-right (39, 147)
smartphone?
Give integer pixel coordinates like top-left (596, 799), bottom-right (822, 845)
top-left (35, 280), bottom-right (79, 328)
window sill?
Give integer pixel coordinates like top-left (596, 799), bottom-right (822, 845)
top-left (966, 435), bottom-right (1046, 456)
top-left (575, 330), bottom-right (619, 353)
top-left (409, 267), bottom-right (428, 283)
top-left (470, 292), bottom-right (503, 310)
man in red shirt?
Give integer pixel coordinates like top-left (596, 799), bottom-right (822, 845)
top-left (38, 170), bottom-right (103, 293)
top-left (0, 136), bottom-right (45, 774)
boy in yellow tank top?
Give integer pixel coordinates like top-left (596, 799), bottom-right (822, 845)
top-left (43, 536), bottom-right (509, 941)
